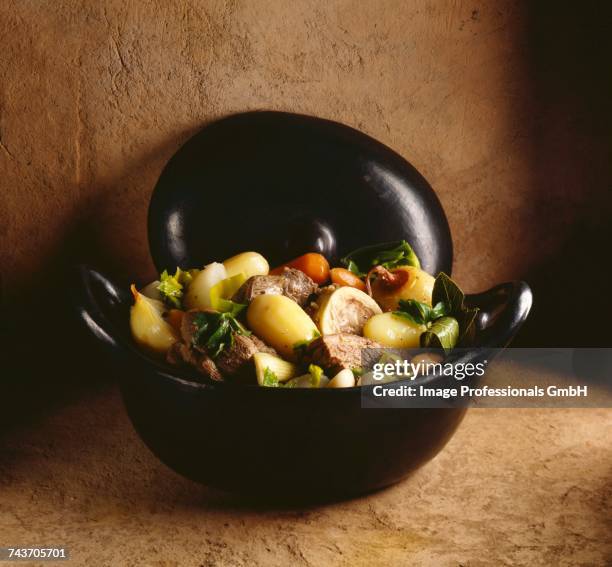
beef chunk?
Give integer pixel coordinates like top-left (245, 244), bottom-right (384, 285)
top-left (233, 275), bottom-right (283, 302)
top-left (215, 333), bottom-right (277, 375)
top-left (181, 309), bottom-right (234, 355)
top-left (199, 354), bottom-right (224, 381)
top-left (166, 341), bottom-right (223, 381)
top-left (215, 334), bottom-right (259, 375)
top-left (306, 334), bottom-right (381, 374)
top-left (180, 310), bottom-right (200, 348)
top-left (232, 267), bottom-right (317, 306)
top-left (250, 334), bottom-right (277, 355)
top-left (167, 341), bottom-right (196, 366)
top-left (280, 267), bottom-right (318, 305)
top-left (172, 309), bottom-right (276, 379)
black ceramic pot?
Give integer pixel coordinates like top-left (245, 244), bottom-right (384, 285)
top-left (75, 112), bottom-right (532, 500)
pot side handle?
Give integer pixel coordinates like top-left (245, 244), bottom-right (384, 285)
top-left (465, 281), bottom-right (533, 348)
top-left (72, 264), bottom-right (131, 358)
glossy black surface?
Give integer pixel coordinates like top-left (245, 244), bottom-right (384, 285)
top-left (75, 112), bottom-right (532, 499)
top-left (75, 265), bottom-right (531, 499)
top-left (148, 111), bottom-right (453, 274)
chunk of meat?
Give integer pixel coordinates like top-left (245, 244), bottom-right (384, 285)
top-left (166, 341), bottom-right (223, 381)
top-left (180, 309), bottom-right (221, 353)
top-left (232, 267), bottom-right (317, 306)
top-left (199, 354), bottom-right (224, 381)
top-left (280, 267), bottom-right (318, 305)
top-left (306, 333), bottom-right (382, 374)
top-left (173, 309), bottom-right (277, 379)
top-left (167, 341), bottom-right (196, 366)
top-left (215, 333), bottom-right (276, 375)
top-left (180, 310), bottom-right (204, 350)
top-left (250, 334), bottom-right (277, 355)
top-left (215, 333), bottom-right (259, 375)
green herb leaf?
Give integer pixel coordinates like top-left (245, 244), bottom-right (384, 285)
top-left (262, 367), bottom-right (280, 387)
top-left (374, 241), bottom-right (420, 270)
top-left (216, 299), bottom-right (247, 317)
top-left (393, 299), bottom-right (451, 327)
top-left (191, 310), bottom-right (250, 358)
top-left (430, 301), bottom-right (450, 320)
top-left (308, 364), bottom-right (324, 387)
top-left (420, 316), bottom-right (459, 353)
top-left (180, 269), bottom-right (198, 286)
top-left (432, 273), bottom-right (463, 314)
top-left (346, 260), bottom-right (365, 277)
top-left (341, 240), bottom-right (421, 276)
top-left (292, 330), bottom-right (322, 357)
top-left (191, 312), bottom-right (212, 345)
top-left (394, 299), bottom-right (431, 325)
top-left (158, 269), bottom-right (183, 308)
top-left (431, 273), bottom-right (479, 346)
top-left (157, 267), bottom-right (196, 309)
top-left (206, 317), bottom-right (231, 358)
top-left (393, 310), bottom-right (423, 326)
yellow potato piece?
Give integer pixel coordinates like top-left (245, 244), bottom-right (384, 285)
top-left (247, 294), bottom-right (319, 360)
top-left (363, 311), bottom-right (425, 348)
top-left (223, 251), bottom-right (269, 279)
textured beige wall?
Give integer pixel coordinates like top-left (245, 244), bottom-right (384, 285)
top-left (2, 0), bottom-right (611, 315)
top-left (4, 0), bottom-right (608, 298)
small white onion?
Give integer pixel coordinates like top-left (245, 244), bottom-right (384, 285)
top-left (184, 262), bottom-right (227, 310)
top-left (326, 368), bottom-right (356, 388)
top-left (140, 280), bottom-right (162, 301)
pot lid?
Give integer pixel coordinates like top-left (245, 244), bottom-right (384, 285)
top-left (148, 111), bottom-right (452, 275)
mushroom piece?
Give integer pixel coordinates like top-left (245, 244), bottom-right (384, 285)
top-left (310, 286), bottom-right (382, 336)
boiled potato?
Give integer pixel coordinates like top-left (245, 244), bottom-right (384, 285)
top-left (130, 285), bottom-right (177, 355)
top-left (371, 266), bottom-right (434, 310)
top-left (247, 294), bottom-right (319, 360)
top-left (184, 262), bottom-right (227, 310)
top-left (223, 251), bottom-right (269, 279)
top-left (363, 311), bottom-right (425, 348)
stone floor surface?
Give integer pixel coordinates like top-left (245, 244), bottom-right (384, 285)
top-left (1, 385), bottom-right (610, 566)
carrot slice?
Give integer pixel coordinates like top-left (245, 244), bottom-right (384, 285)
top-left (330, 267), bottom-right (366, 291)
top-left (166, 309), bottom-right (185, 333)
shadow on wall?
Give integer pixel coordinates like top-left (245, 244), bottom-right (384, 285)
top-left (0, 129), bottom-right (199, 431)
top-left (515, 1), bottom-right (612, 347)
